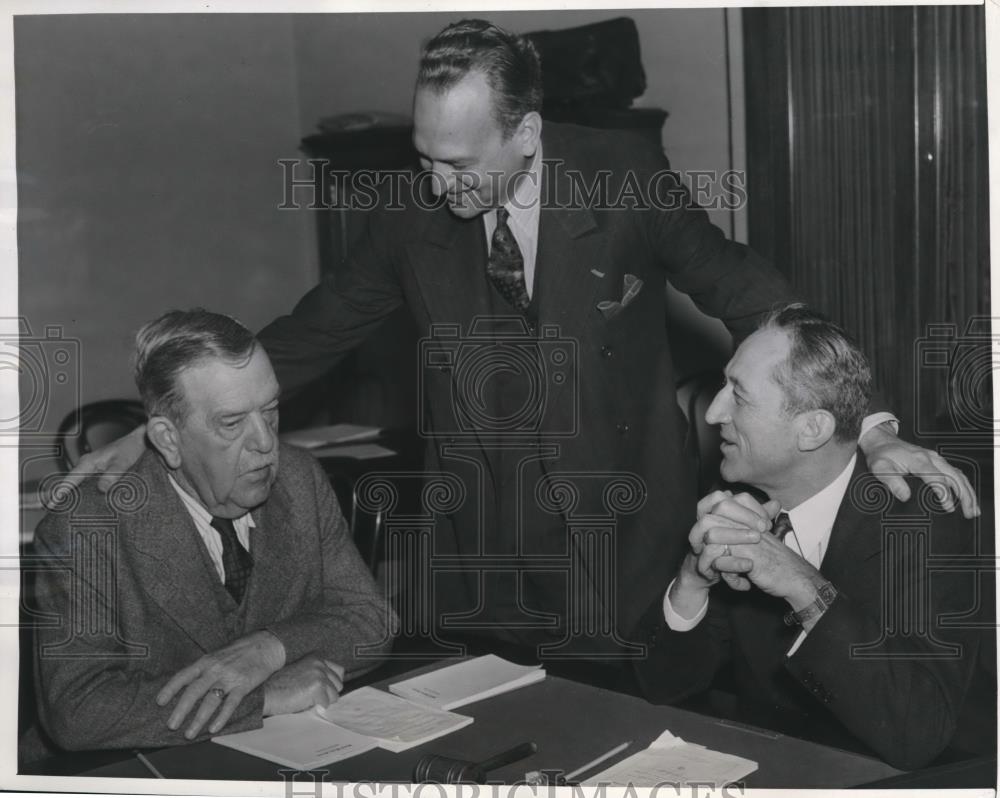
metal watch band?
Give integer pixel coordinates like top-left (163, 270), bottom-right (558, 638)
top-left (784, 580), bottom-right (838, 627)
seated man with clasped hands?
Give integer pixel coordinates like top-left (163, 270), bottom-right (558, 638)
top-left (634, 304), bottom-right (986, 770)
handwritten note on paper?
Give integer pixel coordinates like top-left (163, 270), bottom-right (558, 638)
top-left (585, 728), bottom-right (757, 787)
top-left (315, 686), bottom-right (474, 752)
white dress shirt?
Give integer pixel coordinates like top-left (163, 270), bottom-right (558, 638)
top-left (168, 474), bottom-right (254, 583)
top-left (664, 453), bottom-right (858, 655)
top-left (482, 146), bottom-right (542, 299)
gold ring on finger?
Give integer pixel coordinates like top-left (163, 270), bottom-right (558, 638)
top-left (210, 687), bottom-right (226, 700)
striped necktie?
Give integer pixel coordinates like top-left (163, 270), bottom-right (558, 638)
top-left (211, 516), bottom-right (253, 603)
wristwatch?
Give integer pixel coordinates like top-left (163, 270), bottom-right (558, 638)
top-left (784, 580), bottom-right (838, 627)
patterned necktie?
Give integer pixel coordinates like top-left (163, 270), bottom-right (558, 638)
top-left (487, 208), bottom-right (530, 312)
top-left (211, 516), bottom-right (253, 604)
top-left (772, 512), bottom-right (794, 543)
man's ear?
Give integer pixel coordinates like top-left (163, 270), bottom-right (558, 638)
top-left (515, 111), bottom-right (542, 158)
top-left (146, 415), bottom-right (182, 469)
top-left (796, 409), bottom-right (837, 451)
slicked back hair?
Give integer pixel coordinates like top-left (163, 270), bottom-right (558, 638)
top-left (760, 304), bottom-right (872, 443)
top-left (134, 309), bottom-right (256, 424)
top-left (417, 19), bottom-right (542, 137)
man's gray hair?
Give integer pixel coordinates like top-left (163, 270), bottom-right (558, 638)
top-left (760, 303), bottom-right (872, 442)
top-left (134, 309), bottom-right (256, 422)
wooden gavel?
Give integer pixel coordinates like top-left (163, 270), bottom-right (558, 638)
top-left (413, 742), bottom-right (538, 783)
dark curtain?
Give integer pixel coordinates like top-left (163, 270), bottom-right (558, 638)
top-left (744, 5), bottom-right (989, 438)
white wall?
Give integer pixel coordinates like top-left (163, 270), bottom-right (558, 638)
top-left (16, 14), bottom-right (318, 475)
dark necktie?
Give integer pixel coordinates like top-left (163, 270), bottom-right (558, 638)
top-left (211, 516), bottom-right (253, 604)
top-left (486, 208), bottom-right (530, 312)
top-left (772, 512), bottom-right (794, 543)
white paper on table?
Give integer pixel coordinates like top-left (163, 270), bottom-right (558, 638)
top-left (212, 711), bottom-right (377, 770)
top-left (315, 686), bottom-right (474, 752)
top-left (390, 655), bottom-right (545, 710)
top-left (585, 728), bottom-right (757, 787)
top-left (308, 442), bottom-right (397, 460)
top-left (280, 423), bottom-right (381, 449)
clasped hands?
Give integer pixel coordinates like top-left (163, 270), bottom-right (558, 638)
top-left (674, 491), bottom-right (822, 615)
top-left (154, 630), bottom-right (345, 740)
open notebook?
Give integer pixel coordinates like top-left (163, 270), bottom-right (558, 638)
top-left (213, 686), bottom-right (473, 770)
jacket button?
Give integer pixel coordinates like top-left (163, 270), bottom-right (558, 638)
top-left (601, 345), bottom-right (613, 358)
top-left (616, 422), bottom-right (630, 435)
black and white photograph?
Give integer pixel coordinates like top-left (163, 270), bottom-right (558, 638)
top-left (3, 0), bottom-right (996, 793)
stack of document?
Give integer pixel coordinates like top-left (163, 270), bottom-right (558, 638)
top-left (213, 686), bottom-right (472, 770)
top-left (389, 655), bottom-right (546, 710)
top-left (584, 728), bottom-right (758, 787)
top-left (280, 423), bottom-right (395, 460)
top-left (280, 423), bottom-right (382, 448)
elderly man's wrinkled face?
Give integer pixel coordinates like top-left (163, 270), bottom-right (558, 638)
top-left (171, 346), bottom-right (280, 517)
top-left (413, 70), bottom-right (537, 218)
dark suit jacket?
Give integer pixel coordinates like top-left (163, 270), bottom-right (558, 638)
top-left (258, 122), bottom-right (798, 647)
top-left (633, 460), bottom-right (985, 770)
top-left (33, 444), bottom-right (395, 750)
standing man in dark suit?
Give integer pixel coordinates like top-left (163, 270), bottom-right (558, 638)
top-left (633, 305), bottom-right (984, 770)
top-left (72, 20), bottom-right (976, 657)
top-left (34, 310), bottom-right (394, 750)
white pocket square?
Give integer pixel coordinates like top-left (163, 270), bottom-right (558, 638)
top-left (597, 273), bottom-right (644, 320)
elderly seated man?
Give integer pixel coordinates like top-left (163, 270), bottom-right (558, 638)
top-left (634, 304), bottom-right (987, 770)
top-left (33, 309), bottom-right (396, 750)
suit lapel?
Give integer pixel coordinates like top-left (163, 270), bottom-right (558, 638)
top-left (534, 128), bottom-right (606, 333)
top-left (534, 131), bottom-right (608, 420)
top-left (406, 207), bottom-right (492, 332)
top-left (242, 476), bottom-right (300, 631)
top-left (822, 455), bottom-right (885, 586)
top-left (126, 454), bottom-right (231, 653)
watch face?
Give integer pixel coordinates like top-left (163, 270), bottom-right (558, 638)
top-left (817, 582), bottom-right (838, 605)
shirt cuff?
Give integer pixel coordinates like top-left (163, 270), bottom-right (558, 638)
top-left (662, 577), bottom-right (709, 631)
top-left (859, 412), bottom-right (899, 441)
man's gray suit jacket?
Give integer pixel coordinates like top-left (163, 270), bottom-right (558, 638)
top-left (33, 443), bottom-right (395, 750)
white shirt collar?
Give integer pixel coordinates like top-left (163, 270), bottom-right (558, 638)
top-left (782, 453), bottom-right (857, 568)
top-left (505, 145), bottom-right (542, 217)
top-left (167, 473), bottom-right (256, 529)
